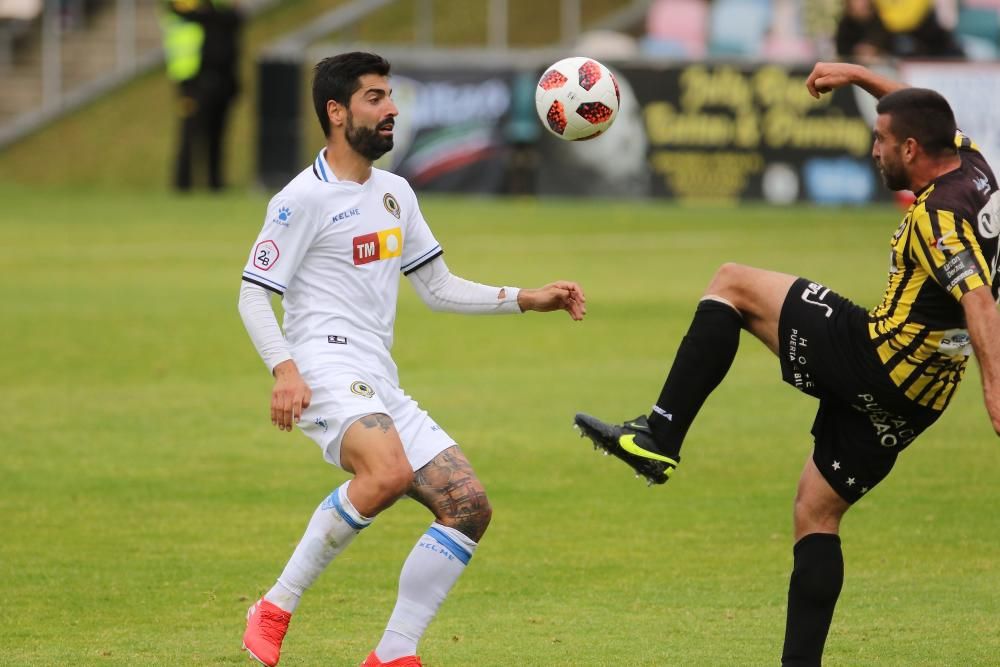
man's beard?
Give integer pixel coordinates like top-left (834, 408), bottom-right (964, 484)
top-left (879, 162), bottom-right (908, 191)
top-left (346, 113), bottom-right (394, 161)
top-left (876, 152), bottom-right (908, 191)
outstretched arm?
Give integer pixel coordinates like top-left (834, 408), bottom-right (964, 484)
top-left (805, 62), bottom-right (907, 100)
top-left (963, 286), bottom-right (1000, 436)
top-left (408, 256), bottom-right (586, 320)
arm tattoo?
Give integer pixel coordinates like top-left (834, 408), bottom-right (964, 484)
top-left (359, 413), bottom-right (394, 433)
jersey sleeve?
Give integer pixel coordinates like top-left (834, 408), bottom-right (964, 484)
top-left (910, 205), bottom-right (991, 301)
top-left (241, 195), bottom-right (318, 295)
top-left (399, 187), bottom-right (443, 276)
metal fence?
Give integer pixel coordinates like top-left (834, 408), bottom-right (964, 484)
top-left (0, 0), bottom-right (282, 149)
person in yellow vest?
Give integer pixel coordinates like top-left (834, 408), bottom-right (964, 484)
top-left (161, 0), bottom-right (243, 191)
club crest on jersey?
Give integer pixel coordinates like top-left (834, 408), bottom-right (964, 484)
top-left (383, 193), bottom-right (401, 219)
top-left (353, 227), bottom-right (402, 265)
top-left (253, 240), bottom-right (279, 270)
top-left (350, 381), bottom-right (375, 398)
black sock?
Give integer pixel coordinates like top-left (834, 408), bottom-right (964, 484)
top-left (646, 299), bottom-right (742, 454)
top-left (782, 533), bottom-right (844, 667)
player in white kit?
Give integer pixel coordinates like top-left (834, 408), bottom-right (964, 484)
top-left (238, 52), bottom-right (586, 667)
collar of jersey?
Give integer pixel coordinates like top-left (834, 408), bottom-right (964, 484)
top-left (313, 148), bottom-right (371, 189)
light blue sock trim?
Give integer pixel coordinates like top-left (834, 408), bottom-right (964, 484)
top-left (426, 526), bottom-right (473, 565)
top-left (320, 482), bottom-right (372, 530)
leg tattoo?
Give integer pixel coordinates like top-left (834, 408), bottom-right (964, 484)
top-left (409, 446), bottom-right (491, 541)
top-left (359, 413), bottom-right (395, 434)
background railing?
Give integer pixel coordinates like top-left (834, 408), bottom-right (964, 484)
top-left (0, 0), bottom-right (603, 150)
top-left (0, 0), bottom-right (291, 148)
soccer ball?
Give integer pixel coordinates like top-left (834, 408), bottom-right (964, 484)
top-left (535, 56), bottom-right (620, 141)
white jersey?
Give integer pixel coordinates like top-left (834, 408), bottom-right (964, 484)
top-left (241, 149), bottom-right (443, 381)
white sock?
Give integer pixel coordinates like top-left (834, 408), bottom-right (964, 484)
top-left (374, 523), bottom-right (477, 661)
top-left (264, 481), bottom-right (372, 613)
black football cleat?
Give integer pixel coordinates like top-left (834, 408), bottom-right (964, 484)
top-left (574, 413), bottom-right (679, 486)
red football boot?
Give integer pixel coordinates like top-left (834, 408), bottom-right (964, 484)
top-left (360, 650), bottom-right (423, 666)
top-left (242, 599), bottom-right (292, 666)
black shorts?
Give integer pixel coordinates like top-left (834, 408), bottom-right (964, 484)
top-left (778, 278), bottom-right (942, 503)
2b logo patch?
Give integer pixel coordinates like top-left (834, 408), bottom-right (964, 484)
top-left (353, 227), bottom-right (402, 266)
top-left (254, 240), bottom-right (279, 270)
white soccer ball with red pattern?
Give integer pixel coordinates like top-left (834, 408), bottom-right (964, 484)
top-left (535, 56), bottom-right (620, 141)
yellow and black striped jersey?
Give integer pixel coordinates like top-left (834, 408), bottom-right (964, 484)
top-left (869, 131), bottom-right (1000, 411)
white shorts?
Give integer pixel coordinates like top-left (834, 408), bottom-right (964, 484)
top-left (297, 365), bottom-right (455, 471)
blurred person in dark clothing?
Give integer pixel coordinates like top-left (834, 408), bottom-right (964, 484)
top-left (836, 0), bottom-right (964, 59)
top-left (162, 0), bottom-right (243, 192)
top-left (836, 0), bottom-right (892, 59)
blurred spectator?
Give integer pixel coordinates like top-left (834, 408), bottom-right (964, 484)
top-left (875, 0), bottom-right (965, 56)
top-left (836, 0), bottom-right (965, 59)
top-left (161, 0), bottom-right (243, 192)
top-left (835, 0), bottom-right (892, 58)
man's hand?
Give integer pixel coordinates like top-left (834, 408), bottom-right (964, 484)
top-left (517, 281), bottom-right (587, 320)
top-left (805, 61), bottom-right (906, 100)
top-left (271, 359), bottom-right (312, 432)
top-left (805, 62), bottom-right (862, 98)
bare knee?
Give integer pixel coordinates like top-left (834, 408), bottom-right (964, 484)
top-left (793, 491), bottom-right (847, 540)
top-left (353, 464), bottom-right (414, 514)
top-left (377, 464), bottom-right (416, 500)
top-left (705, 262), bottom-right (751, 307)
top-left (792, 458), bottom-right (852, 540)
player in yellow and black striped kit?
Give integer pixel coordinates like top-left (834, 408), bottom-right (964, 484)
top-left (869, 127), bottom-right (999, 411)
top-left (574, 62), bottom-right (1000, 667)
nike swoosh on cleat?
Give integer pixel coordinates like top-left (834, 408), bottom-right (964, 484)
top-left (619, 434), bottom-right (678, 465)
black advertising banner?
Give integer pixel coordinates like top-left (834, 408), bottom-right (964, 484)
top-left (534, 62), bottom-right (889, 204)
top-left (373, 68), bottom-right (520, 194)
top-left (617, 63), bottom-right (886, 204)
top-left (319, 61), bottom-right (891, 203)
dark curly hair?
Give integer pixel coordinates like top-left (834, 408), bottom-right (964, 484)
top-left (312, 52), bottom-right (391, 137)
top-left (876, 87), bottom-right (957, 156)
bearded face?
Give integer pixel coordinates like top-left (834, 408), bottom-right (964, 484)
top-left (345, 110), bottom-right (394, 161)
top-left (872, 115), bottom-right (911, 192)
top-left (876, 142), bottom-right (909, 191)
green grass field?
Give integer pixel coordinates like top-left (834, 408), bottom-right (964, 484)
top-left (4, 187), bottom-right (999, 666)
